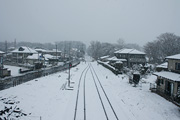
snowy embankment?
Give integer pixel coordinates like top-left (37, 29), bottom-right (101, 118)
top-left (0, 61), bottom-right (180, 120)
top-left (0, 62), bottom-right (87, 120)
top-left (92, 62), bottom-right (180, 120)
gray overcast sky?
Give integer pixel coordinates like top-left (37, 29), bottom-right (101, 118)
top-left (0, 0), bottom-right (179, 46)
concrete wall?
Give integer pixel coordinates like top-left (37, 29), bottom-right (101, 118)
top-left (0, 60), bottom-right (80, 90)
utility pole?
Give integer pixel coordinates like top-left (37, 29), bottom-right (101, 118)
top-left (64, 41), bottom-right (66, 61)
top-left (14, 38), bottom-right (16, 49)
top-left (5, 40), bottom-right (7, 56)
top-left (68, 42), bottom-right (72, 87)
top-left (56, 44), bottom-right (57, 61)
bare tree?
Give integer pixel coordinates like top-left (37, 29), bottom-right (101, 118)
top-left (144, 33), bottom-right (180, 63)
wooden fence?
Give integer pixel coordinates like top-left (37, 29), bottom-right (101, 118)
top-left (0, 61), bottom-right (80, 90)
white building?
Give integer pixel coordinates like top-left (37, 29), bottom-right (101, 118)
top-left (11, 46), bottom-right (37, 63)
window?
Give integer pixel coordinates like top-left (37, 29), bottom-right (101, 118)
top-left (161, 79), bottom-right (164, 84)
top-left (175, 63), bottom-right (180, 70)
top-left (157, 78), bottom-right (164, 85)
top-left (157, 79), bottom-right (160, 86)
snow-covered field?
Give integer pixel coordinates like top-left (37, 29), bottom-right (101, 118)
top-left (0, 61), bottom-right (180, 120)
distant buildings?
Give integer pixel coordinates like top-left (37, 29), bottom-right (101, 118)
top-left (8, 46), bottom-right (63, 65)
top-left (98, 48), bottom-right (147, 72)
top-left (11, 46), bottom-right (37, 63)
top-left (35, 48), bottom-right (62, 57)
top-left (114, 49), bottom-right (146, 67)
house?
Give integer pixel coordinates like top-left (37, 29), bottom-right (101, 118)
top-left (45, 54), bottom-right (59, 65)
top-left (26, 53), bottom-right (55, 65)
top-left (11, 46), bottom-right (37, 63)
top-left (166, 54), bottom-right (180, 74)
top-left (153, 54), bottom-right (180, 103)
top-left (114, 49), bottom-right (146, 67)
top-left (35, 48), bottom-right (62, 59)
top-left (34, 48), bottom-right (47, 54)
top-left (43, 49), bottom-right (61, 57)
top-left (26, 54), bottom-right (44, 65)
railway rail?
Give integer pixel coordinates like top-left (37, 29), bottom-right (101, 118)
top-left (73, 63), bottom-right (119, 120)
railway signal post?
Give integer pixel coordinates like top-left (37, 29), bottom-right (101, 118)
top-left (68, 62), bottom-right (72, 87)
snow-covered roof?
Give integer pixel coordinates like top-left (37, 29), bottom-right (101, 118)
top-left (166, 54), bottom-right (180, 60)
top-left (115, 61), bottom-right (123, 64)
top-left (0, 51), bottom-right (5, 54)
top-left (44, 54), bottom-right (54, 60)
top-left (100, 55), bottom-right (109, 59)
top-left (153, 71), bottom-right (180, 82)
top-left (27, 54), bottom-right (38, 59)
top-left (156, 62), bottom-right (168, 69)
top-left (35, 48), bottom-right (47, 52)
top-left (107, 56), bottom-right (127, 62)
top-left (114, 49), bottom-right (145, 55)
top-left (35, 48), bottom-right (61, 53)
top-left (45, 49), bottom-right (61, 53)
top-left (27, 54), bottom-right (55, 61)
top-left (26, 54), bottom-right (44, 60)
top-left (11, 46), bottom-right (37, 54)
top-left (52, 49), bottom-right (62, 52)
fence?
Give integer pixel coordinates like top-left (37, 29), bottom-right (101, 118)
top-left (0, 60), bottom-right (80, 91)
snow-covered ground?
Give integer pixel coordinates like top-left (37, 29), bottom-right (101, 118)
top-left (0, 61), bottom-right (180, 120)
top-left (4, 65), bottom-right (25, 76)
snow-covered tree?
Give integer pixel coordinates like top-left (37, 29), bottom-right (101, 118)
top-left (87, 41), bottom-right (102, 60)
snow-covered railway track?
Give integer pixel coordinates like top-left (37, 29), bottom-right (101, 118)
top-left (89, 63), bottom-right (119, 120)
top-left (74, 65), bottom-right (89, 120)
top-left (73, 63), bottom-right (119, 120)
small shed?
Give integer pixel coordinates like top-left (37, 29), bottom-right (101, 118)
top-left (156, 62), bottom-right (168, 72)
